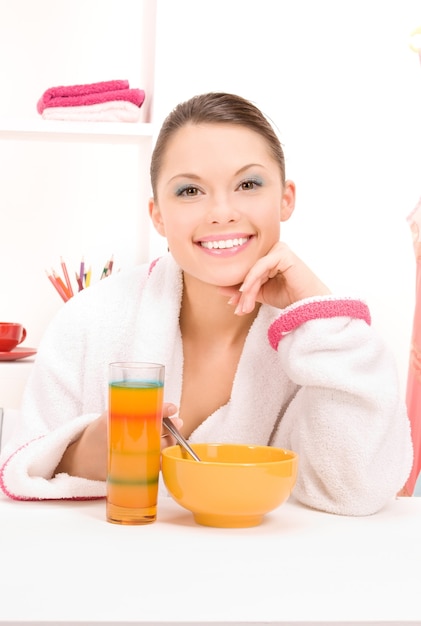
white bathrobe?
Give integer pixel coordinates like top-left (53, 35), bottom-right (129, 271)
top-left (0, 254), bottom-right (413, 515)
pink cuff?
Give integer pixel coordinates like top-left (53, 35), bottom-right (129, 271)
top-left (268, 297), bottom-right (371, 350)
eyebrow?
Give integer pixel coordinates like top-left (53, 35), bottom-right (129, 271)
top-left (167, 163), bottom-right (265, 185)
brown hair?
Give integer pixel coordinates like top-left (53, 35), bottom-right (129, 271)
top-left (150, 92), bottom-right (286, 198)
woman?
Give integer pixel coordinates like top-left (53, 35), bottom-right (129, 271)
top-left (0, 92), bottom-right (413, 514)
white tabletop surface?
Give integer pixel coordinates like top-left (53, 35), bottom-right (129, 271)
top-left (0, 491), bottom-right (420, 625)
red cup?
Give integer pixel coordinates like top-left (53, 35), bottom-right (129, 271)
top-left (0, 322), bottom-right (27, 352)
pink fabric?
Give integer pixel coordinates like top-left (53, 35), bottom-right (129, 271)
top-left (402, 198), bottom-right (421, 495)
top-left (148, 257), bottom-right (161, 275)
top-left (268, 297), bottom-right (371, 351)
top-left (37, 80), bottom-right (145, 113)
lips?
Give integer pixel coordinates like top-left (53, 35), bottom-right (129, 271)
top-left (199, 236), bottom-right (250, 250)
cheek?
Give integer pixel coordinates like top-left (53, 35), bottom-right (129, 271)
top-left (259, 213), bottom-right (282, 251)
top-left (162, 215), bottom-right (191, 252)
top-left (259, 204), bottom-right (282, 235)
top-left (164, 207), bottom-right (199, 237)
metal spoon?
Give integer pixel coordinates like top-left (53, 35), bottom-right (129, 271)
top-left (163, 417), bottom-right (201, 462)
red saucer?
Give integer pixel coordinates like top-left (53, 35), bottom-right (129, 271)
top-left (0, 347), bottom-right (37, 361)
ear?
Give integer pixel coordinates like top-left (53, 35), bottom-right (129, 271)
top-left (149, 197), bottom-right (166, 236)
top-left (280, 180), bottom-right (296, 222)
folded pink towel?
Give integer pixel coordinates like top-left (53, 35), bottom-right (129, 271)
top-left (42, 100), bottom-right (142, 123)
top-left (37, 80), bottom-right (145, 113)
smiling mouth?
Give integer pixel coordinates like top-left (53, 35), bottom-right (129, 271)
top-left (199, 236), bottom-right (250, 250)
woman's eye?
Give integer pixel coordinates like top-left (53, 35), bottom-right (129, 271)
top-left (176, 185), bottom-right (200, 197)
top-left (239, 178), bottom-right (263, 191)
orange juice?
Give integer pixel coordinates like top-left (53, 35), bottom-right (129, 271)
top-left (107, 368), bottom-right (164, 525)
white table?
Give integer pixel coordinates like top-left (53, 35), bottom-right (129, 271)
top-left (0, 492), bottom-right (419, 625)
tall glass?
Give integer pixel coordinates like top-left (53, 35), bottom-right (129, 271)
top-left (107, 362), bottom-right (165, 525)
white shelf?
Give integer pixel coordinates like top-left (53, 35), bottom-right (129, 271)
top-left (0, 118), bottom-right (154, 139)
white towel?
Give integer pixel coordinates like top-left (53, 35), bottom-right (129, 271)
top-left (42, 100), bottom-right (142, 122)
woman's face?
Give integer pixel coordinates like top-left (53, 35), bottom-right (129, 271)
top-left (150, 122), bottom-right (295, 287)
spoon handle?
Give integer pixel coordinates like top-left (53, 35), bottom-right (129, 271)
top-left (163, 417), bottom-right (201, 462)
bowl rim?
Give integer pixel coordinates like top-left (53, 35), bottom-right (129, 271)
top-left (161, 442), bottom-right (298, 466)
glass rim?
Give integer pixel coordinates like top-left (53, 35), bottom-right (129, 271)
top-left (109, 361), bottom-right (165, 369)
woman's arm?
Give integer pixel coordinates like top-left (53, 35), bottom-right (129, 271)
top-left (273, 310), bottom-right (413, 515)
top-left (55, 405), bottom-right (181, 481)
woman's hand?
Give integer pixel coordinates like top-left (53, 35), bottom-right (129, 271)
top-left (54, 402), bottom-right (181, 481)
top-left (160, 404), bottom-right (183, 451)
top-left (220, 241), bottom-right (331, 315)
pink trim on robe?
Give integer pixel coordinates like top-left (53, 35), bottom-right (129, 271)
top-left (268, 297), bottom-right (371, 350)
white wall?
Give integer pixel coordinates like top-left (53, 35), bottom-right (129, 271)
top-left (152, 0), bottom-right (421, 389)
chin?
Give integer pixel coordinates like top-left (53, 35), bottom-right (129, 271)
top-left (182, 258), bottom-right (251, 289)
top-left (207, 272), bottom-right (246, 289)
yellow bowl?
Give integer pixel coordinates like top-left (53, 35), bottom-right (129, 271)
top-left (161, 443), bottom-right (298, 528)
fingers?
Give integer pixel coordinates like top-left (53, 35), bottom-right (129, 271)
top-left (163, 402), bottom-right (182, 428)
top-left (219, 263), bottom-right (273, 316)
top-left (161, 403), bottom-right (183, 449)
top-left (234, 250), bottom-right (286, 315)
top-left (161, 432), bottom-right (177, 449)
top-left (164, 402), bottom-right (178, 417)
top-left (239, 244), bottom-right (293, 294)
top-left (221, 241), bottom-right (330, 315)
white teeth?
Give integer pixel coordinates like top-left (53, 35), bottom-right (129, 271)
top-left (200, 237), bottom-right (249, 250)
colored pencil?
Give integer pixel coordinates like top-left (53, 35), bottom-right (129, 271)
top-left (52, 270), bottom-right (72, 300)
top-left (79, 257), bottom-right (85, 285)
top-left (107, 254), bottom-right (114, 276)
top-left (100, 260), bottom-right (109, 280)
top-left (47, 255), bottom-right (115, 300)
top-left (85, 266), bottom-right (92, 287)
top-left (46, 270), bottom-right (69, 303)
top-left (75, 271), bottom-right (84, 292)
top-left (60, 257), bottom-right (74, 297)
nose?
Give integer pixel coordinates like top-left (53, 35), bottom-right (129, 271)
top-left (206, 195), bottom-right (239, 224)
